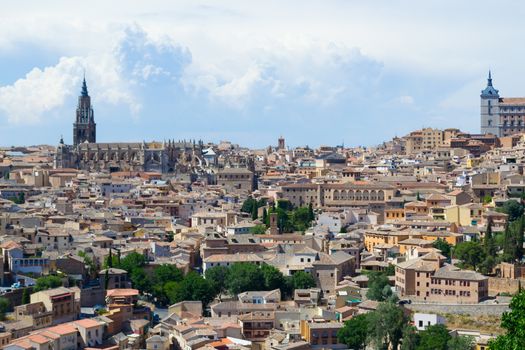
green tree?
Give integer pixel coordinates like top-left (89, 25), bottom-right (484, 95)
top-left (517, 215), bottom-right (524, 261)
top-left (503, 222), bottom-right (518, 262)
top-left (33, 275), bottom-right (63, 292)
top-left (277, 199), bottom-right (293, 211)
top-left (17, 192), bottom-right (25, 204)
top-left (262, 208), bottom-right (268, 225)
top-left (483, 195), bottom-right (493, 204)
top-left (226, 263), bottom-right (265, 295)
top-left (447, 335), bottom-right (474, 350)
top-left (250, 224), bottom-right (267, 234)
top-left (367, 302), bottom-right (406, 350)
top-left (489, 290), bottom-right (525, 349)
top-left (479, 255), bottom-right (496, 275)
top-left (497, 200), bottom-right (524, 222)
top-left (366, 271), bottom-right (392, 301)
top-left (291, 271), bottom-right (316, 290)
top-left (261, 264), bottom-right (286, 292)
top-left (416, 324), bottom-right (451, 350)
top-left (104, 269), bottom-right (110, 289)
top-left (291, 206), bottom-right (312, 232)
top-left (205, 266), bottom-right (230, 297)
top-left (153, 264), bottom-right (183, 285)
top-left (432, 239), bottom-right (452, 259)
top-left (337, 313), bottom-right (369, 350)
top-left (241, 197), bottom-right (257, 213)
top-left (308, 203), bottom-right (315, 221)
top-left (453, 241), bottom-right (486, 270)
top-left (0, 297), bottom-right (9, 321)
top-left (385, 264), bottom-right (396, 276)
top-left (167, 272), bottom-right (215, 306)
top-left (251, 202), bottom-right (258, 220)
top-left (120, 252), bottom-right (147, 273)
top-left (484, 219), bottom-right (497, 257)
top-left (21, 288), bottom-right (31, 305)
top-left (400, 325), bottom-right (420, 350)
top-left (107, 249), bottom-right (113, 268)
top-left (130, 268), bottom-right (152, 294)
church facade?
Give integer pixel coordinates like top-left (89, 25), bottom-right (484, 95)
top-left (481, 71), bottom-right (525, 137)
top-left (54, 79), bottom-right (203, 173)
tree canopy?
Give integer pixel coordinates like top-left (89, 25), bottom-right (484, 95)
top-left (338, 313), bottom-right (369, 350)
top-left (497, 200), bottom-right (524, 222)
top-left (366, 271), bottom-right (392, 301)
top-left (489, 290), bottom-right (525, 349)
top-left (33, 275), bottom-right (63, 292)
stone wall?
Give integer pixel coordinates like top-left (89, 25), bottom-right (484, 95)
top-left (405, 302), bottom-right (509, 317)
top-left (488, 277), bottom-right (522, 296)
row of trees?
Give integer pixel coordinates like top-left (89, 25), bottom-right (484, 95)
top-left (108, 252), bottom-right (316, 307)
top-left (205, 263), bottom-right (316, 299)
top-left (104, 252), bottom-right (216, 306)
top-left (241, 197), bottom-right (315, 233)
top-left (337, 301), bottom-right (474, 350)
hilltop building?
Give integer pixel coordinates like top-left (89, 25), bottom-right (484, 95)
top-left (481, 71), bottom-right (525, 137)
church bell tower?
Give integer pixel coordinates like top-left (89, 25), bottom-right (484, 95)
top-left (73, 77), bottom-right (96, 146)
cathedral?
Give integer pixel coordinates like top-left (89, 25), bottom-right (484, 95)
top-left (54, 79), bottom-right (204, 173)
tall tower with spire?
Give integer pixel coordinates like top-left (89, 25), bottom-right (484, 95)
top-left (480, 70), bottom-right (500, 136)
top-left (73, 77), bottom-right (96, 146)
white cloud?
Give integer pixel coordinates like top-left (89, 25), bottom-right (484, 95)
top-left (0, 57), bottom-right (80, 124)
top-left (0, 52), bottom-right (140, 125)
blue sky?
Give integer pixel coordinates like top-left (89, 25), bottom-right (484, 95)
top-left (1, 1), bottom-right (525, 148)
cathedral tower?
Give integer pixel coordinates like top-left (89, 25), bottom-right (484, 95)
top-left (73, 77), bottom-right (96, 146)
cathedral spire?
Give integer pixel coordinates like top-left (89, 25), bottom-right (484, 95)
top-left (487, 70), bottom-right (493, 87)
top-left (81, 76), bottom-right (89, 97)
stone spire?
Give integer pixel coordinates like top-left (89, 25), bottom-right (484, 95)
top-left (81, 77), bottom-right (89, 97)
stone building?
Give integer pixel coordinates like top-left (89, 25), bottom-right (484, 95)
top-left (280, 183), bottom-right (397, 208)
top-left (481, 71), bottom-right (525, 137)
top-left (54, 78), bottom-right (205, 173)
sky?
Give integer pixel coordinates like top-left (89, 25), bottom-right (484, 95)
top-left (1, 1), bottom-right (525, 148)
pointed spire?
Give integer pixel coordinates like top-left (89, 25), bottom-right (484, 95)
top-left (481, 69), bottom-right (499, 97)
top-left (81, 74), bottom-right (89, 97)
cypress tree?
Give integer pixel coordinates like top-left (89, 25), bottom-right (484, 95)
top-left (308, 203), bottom-right (315, 222)
top-left (108, 248), bottom-right (113, 268)
top-left (484, 219), bottom-right (497, 257)
top-left (504, 222), bottom-right (518, 262)
top-left (22, 288), bottom-right (30, 304)
top-left (262, 208), bottom-right (268, 226)
top-left (251, 202), bottom-right (258, 220)
top-left (516, 215), bottom-right (525, 261)
top-left (104, 268), bottom-right (110, 289)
